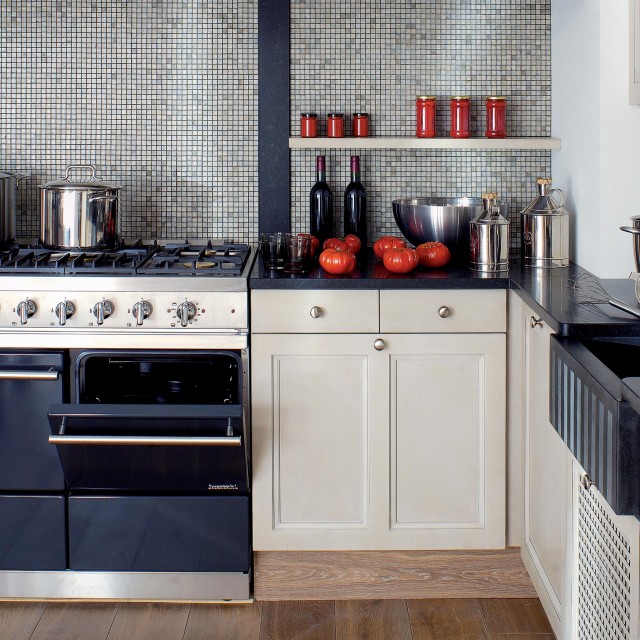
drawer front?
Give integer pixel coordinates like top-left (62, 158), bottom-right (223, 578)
top-left (380, 289), bottom-right (506, 333)
top-left (252, 290), bottom-right (379, 333)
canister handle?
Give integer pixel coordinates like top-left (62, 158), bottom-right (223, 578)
top-left (60, 165), bottom-right (97, 182)
top-left (547, 188), bottom-right (565, 212)
top-left (620, 226), bottom-right (640, 235)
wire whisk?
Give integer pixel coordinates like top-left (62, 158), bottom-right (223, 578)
top-left (567, 273), bottom-right (640, 319)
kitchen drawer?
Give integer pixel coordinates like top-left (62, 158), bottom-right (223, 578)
top-left (251, 290), bottom-right (379, 333)
top-left (380, 290), bottom-right (506, 333)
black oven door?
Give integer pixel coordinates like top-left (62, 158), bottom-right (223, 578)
top-left (48, 404), bottom-right (248, 492)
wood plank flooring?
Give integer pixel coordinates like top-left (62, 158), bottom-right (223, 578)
top-left (0, 598), bottom-right (554, 640)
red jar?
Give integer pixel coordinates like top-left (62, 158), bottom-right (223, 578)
top-left (327, 113), bottom-right (344, 138)
top-left (450, 96), bottom-right (470, 138)
top-left (352, 113), bottom-right (369, 137)
top-left (300, 112), bottom-right (318, 138)
top-left (486, 96), bottom-right (506, 138)
top-left (416, 96), bottom-right (436, 138)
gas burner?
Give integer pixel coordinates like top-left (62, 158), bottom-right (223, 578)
top-left (137, 242), bottom-right (251, 276)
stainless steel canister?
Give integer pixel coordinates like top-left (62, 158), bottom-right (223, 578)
top-left (0, 172), bottom-right (18, 245)
top-left (40, 165), bottom-right (121, 250)
top-left (469, 192), bottom-right (509, 272)
top-left (620, 215), bottom-right (640, 272)
top-left (521, 177), bottom-right (570, 268)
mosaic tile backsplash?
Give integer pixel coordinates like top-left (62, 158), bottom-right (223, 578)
top-left (290, 0), bottom-right (552, 247)
top-left (0, 1), bottom-right (258, 243)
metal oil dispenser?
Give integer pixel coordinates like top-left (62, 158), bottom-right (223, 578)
top-left (521, 177), bottom-right (570, 268)
top-left (469, 192), bottom-right (509, 272)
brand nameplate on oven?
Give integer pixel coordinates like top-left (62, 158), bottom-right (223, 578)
top-left (209, 483), bottom-right (239, 491)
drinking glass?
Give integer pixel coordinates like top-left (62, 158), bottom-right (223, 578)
top-left (283, 233), bottom-right (311, 273)
top-left (260, 232), bottom-right (285, 270)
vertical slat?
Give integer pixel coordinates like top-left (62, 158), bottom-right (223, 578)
top-left (336, 600), bottom-right (411, 640)
top-left (259, 601), bottom-right (335, 640)
top-left (30, 603), bottom-right (118, 640)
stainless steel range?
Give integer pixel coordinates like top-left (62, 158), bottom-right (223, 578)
top-left (0, 240), bottom-right (254, 602)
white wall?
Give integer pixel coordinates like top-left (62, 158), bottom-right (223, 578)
top-left (552, 0), bottom-right (640, 277)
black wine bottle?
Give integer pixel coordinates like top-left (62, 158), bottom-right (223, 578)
top-left (309, 155), bottom-right (333, 242)
top-left (344, 155), bottom-right (367, 248)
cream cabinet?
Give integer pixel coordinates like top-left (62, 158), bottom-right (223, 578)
top-left (251, 289), bottom-right (506, 551)
top-left (520, 304), bottom-right (573, 639)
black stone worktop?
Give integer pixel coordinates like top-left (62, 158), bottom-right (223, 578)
top-left (250, 250), bottom-right (640, 337)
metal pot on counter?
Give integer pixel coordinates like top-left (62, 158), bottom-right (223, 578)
top-left (0, 171), bottom-right (21, 245)
top-left (40, 165), bottom-right (121, 250)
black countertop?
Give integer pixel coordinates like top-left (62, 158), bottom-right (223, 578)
top-left (251, 251), bottom-right (640, 337)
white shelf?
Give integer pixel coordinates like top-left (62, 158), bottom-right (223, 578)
top-left (289, 136), bottom-right (561, 150)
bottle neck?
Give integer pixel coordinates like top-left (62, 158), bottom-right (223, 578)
top-left (316, 155), bottom-right (326, 182)
top-left (350, 155), bottom-right (361, 182)
top-left (317, 169), bottom-right (326, 182)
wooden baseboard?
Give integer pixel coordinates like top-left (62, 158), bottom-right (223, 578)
top-left (254, 547), bottom-right (536, 601)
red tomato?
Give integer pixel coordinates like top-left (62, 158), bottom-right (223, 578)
top-left (382, 247), bottom-right (418, 273)
top-left (343, 234), bottom-right (362, 255)
top-left (298, 233), bottom-right (321, 258)
top-left (323, 237), bottom-right (348, 252)
top-left (318, 248), bottom-right (357, 275)
top-left (416, 242), bottom-right (451, 268)
top-left (373, 236), bottom-right (406, 259)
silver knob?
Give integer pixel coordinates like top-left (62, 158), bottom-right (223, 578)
top-left (374, 338), bottom-right (385, 351)
top-left (92, 300), bottom-right (113, 326)
top-left (132, 300), bottom-right (152, 326)
top-left (530, 316), bottom-right (544, 328)
top-left (310, 306), bottom-right (323, 319)
top-left (581, 473), bottom-right (593, 492)
top-left (438, 305), bottom-right (451, 318)
top-left (55, 301), bottom-right (75, 326)
top-left (176, 301), bottom-right (196, 327)
top-left (17, 300), bottom-right (37, 325)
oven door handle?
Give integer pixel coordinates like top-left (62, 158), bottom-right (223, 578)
top-left (0, 370), bottom-right (59, 381)
top-left (48, 434), bottom-right (242, 446)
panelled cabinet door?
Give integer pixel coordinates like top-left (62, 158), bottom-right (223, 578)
top-left (251, 334), bottom-right (387, 550)
top-left (387, 334), bottom-right (506, 549)
top-left (522, 312), bottom-right (568, 638)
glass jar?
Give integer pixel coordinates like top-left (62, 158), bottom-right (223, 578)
top-left (450, 96), bottom-right (470, 138)
top-left (352, 113), bottom-right (369, 137)
top-left (327, 113), bottom-right (344, 138)
top-left (485, 97), bottom-right (506, 138)
top-left (416, 96), bottom-right (436, 138)
top-left (300, 112), bottom-right (318, 138)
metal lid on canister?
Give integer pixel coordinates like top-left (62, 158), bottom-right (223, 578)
top-left (416, 95), bottom-right (436, 100)
top-left (450, 95), bottom-right (470, 100)
top-left (300, 112), bottom-right (317, 117)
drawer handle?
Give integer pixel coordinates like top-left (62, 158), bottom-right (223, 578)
top-left (373, 338), bottom-right (385, 351)
top-left (438, 306), bottom-right (451, 318)
top-left (530, 316), bottom-right (544, 328)
top-left (310, 306), bottom-right (323, 319)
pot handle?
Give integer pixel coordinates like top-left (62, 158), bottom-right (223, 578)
top-left (620, 226), bottom-right (640, 235)
top-left (88, 195), bottom-right (118, 203)
top-left (61, 164), bottom-right (97, 182)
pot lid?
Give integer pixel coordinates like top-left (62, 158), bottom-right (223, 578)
top-left (40, 165), bottom-right (121, 191)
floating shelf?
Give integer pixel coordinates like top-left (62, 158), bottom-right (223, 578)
top-left (289, 136), bottom-right (561, 150)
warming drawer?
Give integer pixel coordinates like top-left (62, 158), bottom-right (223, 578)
top-left (68, 494), bottom-right (250, 572)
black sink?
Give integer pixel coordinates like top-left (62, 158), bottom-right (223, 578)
top-left (550, 335), bottom-right (640, 517)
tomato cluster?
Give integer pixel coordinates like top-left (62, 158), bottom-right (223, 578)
top-left (316, 234), bottom-right (362, 275)
top-left (373, 236), bottom-right (451, 273)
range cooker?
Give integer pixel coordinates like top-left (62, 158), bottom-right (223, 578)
top-left (0, 240), bottom-right (254, 601)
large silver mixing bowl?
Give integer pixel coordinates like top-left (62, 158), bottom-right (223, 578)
top-left (392, 197), bottom-right (508, 259)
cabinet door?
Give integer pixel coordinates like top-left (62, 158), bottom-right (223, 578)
top-left (522, 312), bottom-right (568, 637)
top-left (387, 334), bottom-right (506, 549)
top-left (251, 334), bottom-right (387, 550)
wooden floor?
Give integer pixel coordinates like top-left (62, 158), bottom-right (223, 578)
top-left (0, 598), bottom-right (555, 639)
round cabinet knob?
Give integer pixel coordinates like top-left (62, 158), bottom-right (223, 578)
top-left (176, 301), bottom-right (196, 327)
top-left (530, 316), bottom-right (544, 329)
top-left (581, 473), bottom-right (593, 492)
top-left (55, 301), bottom-right (75, 326)
top-left (16, 299), bottom-right (37, 325)
top-left (374, 338), bottom-right (386, 351)
top-left (92, 300), bottom-right (113, 326)
top-left (438, 305), bottom-right (451, 318)
top-left (309, 306), bottom-right (324, 319)
top-left (132, 300), bottom-right (152, 326)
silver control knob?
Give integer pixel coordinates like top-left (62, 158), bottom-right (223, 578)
top-left (176, 301), bottom-right (196, 327)
top-left (132, 300), bottom-right (152, 326)
top-left (92, 300), bottom-right (113, 326)
top-left (17, 300), bottom-right (37, 325)
top-left (55, 301), bottom-right (76, 326)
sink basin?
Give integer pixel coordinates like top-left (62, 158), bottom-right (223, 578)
top-left (550, 335), bottom-right (640, 517)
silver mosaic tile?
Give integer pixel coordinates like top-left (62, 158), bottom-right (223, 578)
top-left (0, 1), bottom-right (258, 243)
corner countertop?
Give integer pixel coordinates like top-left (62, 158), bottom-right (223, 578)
top-left (250, 251), bottom-right (640, 337)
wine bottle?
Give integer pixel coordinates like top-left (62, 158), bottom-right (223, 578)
top-left (344, 155), bottom-right (367, 248)
top-left (309, 155), bottom-right (333, 242)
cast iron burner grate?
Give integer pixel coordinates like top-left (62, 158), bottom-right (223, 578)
top-left (136, 241), bottom-right (251, 276)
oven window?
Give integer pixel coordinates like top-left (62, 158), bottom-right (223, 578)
top-left (77, 352), bottom-right (241, 405)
